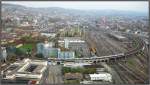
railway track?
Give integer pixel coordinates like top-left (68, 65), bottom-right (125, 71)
top-left (117, 62), bottom-right (145, 82)
top-left (112, 64), bottom-right (129, 83)
top-left (86, 31), bottom-right (123, 56)
top-left (49, 31), bottom-right (146, 64)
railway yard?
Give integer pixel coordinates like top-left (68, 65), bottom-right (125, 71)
top-left (46, 28), bottom-right (148, 84)
top-left (84, 29), bottom-right (149, 84)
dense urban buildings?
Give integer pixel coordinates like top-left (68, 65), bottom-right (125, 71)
top-left (0, 1), bottom-right (149, 85)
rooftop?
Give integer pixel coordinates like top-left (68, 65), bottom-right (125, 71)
top-left (2, 58), bottom-right (47, 82)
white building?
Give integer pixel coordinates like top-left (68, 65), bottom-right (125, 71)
top-left (3, 58), bottom-right (47, 84)
top-left (89, 73), bottom-right (112, 82)
top-left (20, 21), bottom-right (30, 26)
top-left (41, 33), bottom-right (56, 38)
top-left (58, 37), bottom-right (85, 49)
top-left (64, 62), bottom-right (91, 67)
top-left (58, 37), bottom-right (85, 43)
top-left (43, 41), bottom-right (53, 48)
top-left (64, 39), bottom-right (69, 48)
top-left (1, 47), bottom-right (7, 61)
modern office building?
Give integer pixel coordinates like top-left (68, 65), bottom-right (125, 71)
top-left (37, 41), bottom-right (76, 59)
top-left (36, 42), bottom-right (57, 58)
top-left (58, 51), bottom-right (75, 59)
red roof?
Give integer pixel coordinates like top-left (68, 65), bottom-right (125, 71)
top-left (29, 80), bottom-right (37, 85)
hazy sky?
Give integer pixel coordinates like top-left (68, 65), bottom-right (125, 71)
top-left (2, 1), bottom-right (148, 12)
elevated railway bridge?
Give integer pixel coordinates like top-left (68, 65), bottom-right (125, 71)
top-left (48, 35), bottom-right (146, 64)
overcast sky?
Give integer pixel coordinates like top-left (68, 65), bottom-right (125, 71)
top-left (2, 1), bottom-right (149, 12)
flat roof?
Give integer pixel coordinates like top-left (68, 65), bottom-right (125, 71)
top-left (59, 37), bottom-right (83, 40)
top-left (89, 73), bottom-right (112, 77)
top-left (3, 58), bottom-right (47, 80)
top-left (33, 65), bottom-right (45, 73)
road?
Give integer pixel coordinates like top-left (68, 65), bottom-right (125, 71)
top-left (41, 65), bottom-right (63, 84)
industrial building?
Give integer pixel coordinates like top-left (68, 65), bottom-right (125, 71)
top-left (2, 58), bottom-right (48, 84)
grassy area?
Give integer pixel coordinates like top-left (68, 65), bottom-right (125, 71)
top-left (64, 80), bottom-right (80, 84)
top-left (19, 44), bottom-right (33, 52)
top-left (62, 67), bottom-right (96, 74)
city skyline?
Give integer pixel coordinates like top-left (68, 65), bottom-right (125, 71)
top-left (2, 1), bottom-right (148, 13)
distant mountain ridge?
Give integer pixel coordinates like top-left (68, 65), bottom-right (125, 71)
top-left (2, 3), bottom-right (148, 17)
